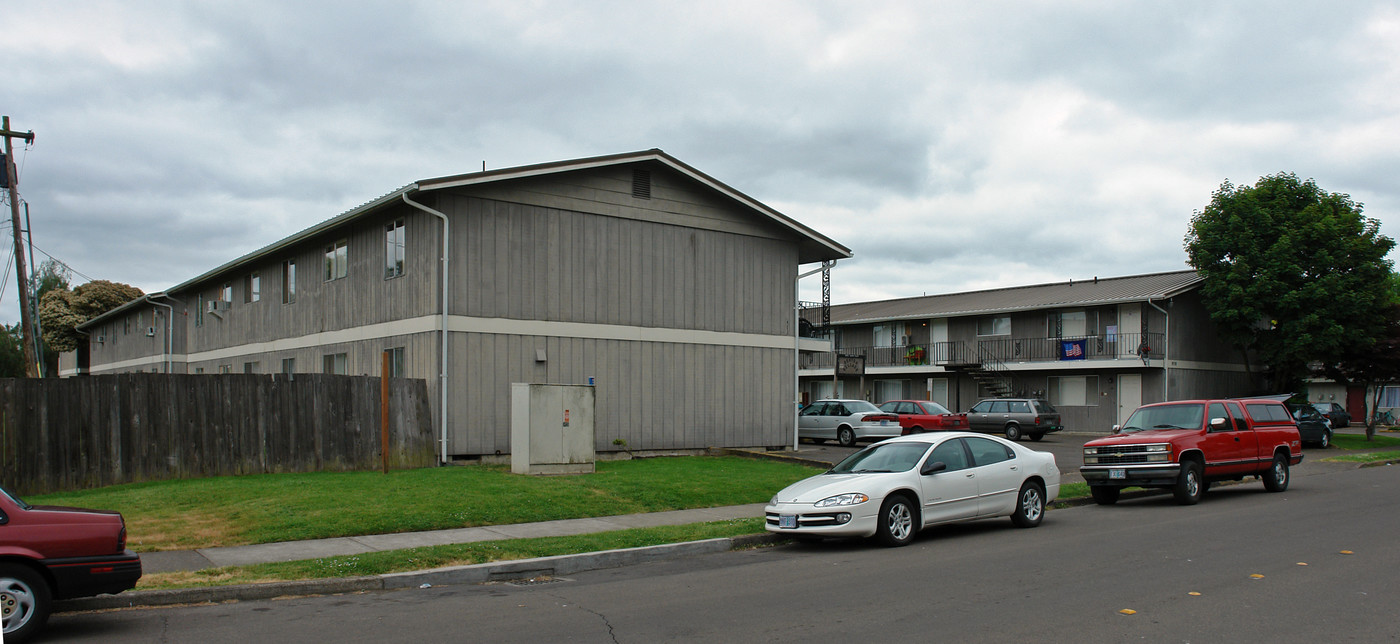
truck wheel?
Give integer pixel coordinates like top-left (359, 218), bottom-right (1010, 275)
top-left (875, 495), bottom-right (917, 547)
top-left (1010, 481), bottom-right (1045, 528)
top-left (1263, 453), bottom-right (1290, 492)
top-left (1029, 432), bottom-right (1044, 441)
top-left (1090, 486), bottom-right (1120, 505)
top-left (1173, 460), bottom-right (1204, 505)
top-left (837, 426), bottom-right (856, 447)
top-left (1004, 424), bottom-right (1022, 441)
top-left (0, 563), bottom-right (51, 644)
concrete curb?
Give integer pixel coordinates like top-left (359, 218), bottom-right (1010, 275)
top-left (715, 447), bottom-right (834, 469)
top-left (55, 533), bottom-right (789, 614)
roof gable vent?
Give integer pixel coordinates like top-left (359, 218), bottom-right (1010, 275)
top-left (631, 168), bottom-right (652, 199)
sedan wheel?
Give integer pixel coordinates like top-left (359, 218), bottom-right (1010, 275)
top-left (876, 495), bottom-right (916, 547)
top-left (0, 564), bottom-right (51, 643)
top-left (1319, 431), bottom-right (1331, 449)
top-left (1004, 424), bottom-right (1021, 441)
top-left (1010, 481), bottom-right (1045, 528)
top-left (837, 426), bottom-right (856, 447)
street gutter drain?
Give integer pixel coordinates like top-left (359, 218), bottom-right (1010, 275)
top-left (502, 576), bottom-right (569, 587)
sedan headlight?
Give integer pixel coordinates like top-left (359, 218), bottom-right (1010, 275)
top-left (815, 493), bottom-right (870, 507)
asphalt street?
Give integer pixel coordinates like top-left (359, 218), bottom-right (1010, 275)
top-left (44, 456), bottom-right (1399, 643)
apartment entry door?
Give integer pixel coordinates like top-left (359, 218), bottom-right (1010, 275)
top-left (1119, 304), bottom-right (1142, 357)
top-left (1118, 373), bottom-right (1142, 426)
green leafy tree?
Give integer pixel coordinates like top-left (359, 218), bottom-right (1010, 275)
top-left (1323, 303), bottom-right (1400, 440)
top-left (0, 323), bottom-right (25, 378)
top-left (30, 259), bottom-right (71, 377)
top-left (1184, 172), bottom-right (1395, 392)
top-left (39, 280), bottom-right (144, 353)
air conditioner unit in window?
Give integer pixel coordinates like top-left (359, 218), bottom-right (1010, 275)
top-left (146, 327), bottom-right (157, 337)
top-left (206, 300), bottom-right (231, 313)
top-left (95, 335), bottom-right (105, 343)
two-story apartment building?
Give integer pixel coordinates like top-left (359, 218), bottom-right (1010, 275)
top-left (800, 270), bottom-right (1253, 432)
top-left (69, 149), bottom-right (849, 460)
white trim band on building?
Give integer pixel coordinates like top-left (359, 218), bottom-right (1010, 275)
top-left (89, 315), bottom-right (811, 372)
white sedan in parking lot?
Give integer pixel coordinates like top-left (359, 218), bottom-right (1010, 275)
top-left (765, 433), bottom-right (1060, 546)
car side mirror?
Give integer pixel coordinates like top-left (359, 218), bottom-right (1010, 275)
top-left (1111, 424), bottom-right (1121, 434)
top-left (1209, 417), bottom-right (1228, 431)
top-left (921, 461), bottom-right (948, 475)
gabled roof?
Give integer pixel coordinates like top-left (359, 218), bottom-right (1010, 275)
top-left (820, 270), bottom-right (1203, 325)
top-left (83, 149), bottom-right (851, 327)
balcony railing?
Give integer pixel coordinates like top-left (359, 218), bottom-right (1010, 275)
top-left (799, 333), bottom-right (1165, 370)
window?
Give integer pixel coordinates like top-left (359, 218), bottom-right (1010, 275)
top-left (1381, 386), bottom-right (1400, 409)
top-left (385, 219), bottom-right (405, 279)
top-left (281, 357), bottom-right (296, 374)
top-left (386, 347), bottom-right (405, 377)
top-left (218, 364), bottom-right (232, 374)
top-left (222, 283), bottom-right (232, 302)
top-left (965, 436), bottom-right (1014, 466)
top-left (243, 361), bottom-right (259, 373)
top-left (977, 316), bottom-right (1010, 336)
top-left (323, 352), bottom-right (348, 375)
top-left (245, 272), bottom-right (261, 303)
top-left (194, 367), bottom-right (205, 374)
top-left (325, 239), bottom-right (348, 281)
top-left (195, 294), bottom-right (203, 327)
top-left (927, 440), bottom-right (969, 472)
top-left (1061, 310), bottom-right (1086, 337)
top-left (282, 259), bottom-right (297, 303)
top-left (124, 316), bottom-right (130, 335)
top-left (1049, 376), bottom-right (1099, 406)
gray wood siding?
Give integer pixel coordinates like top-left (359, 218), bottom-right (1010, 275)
top-left (451, 333), bottom-right (794, 455)
top-left (182, 205), bottom-right (440, 355)
top-left (442, 194), bottom-right (797, 335)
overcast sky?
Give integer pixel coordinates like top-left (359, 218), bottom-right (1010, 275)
top-left (3, 1), bottom-right (1399, 323)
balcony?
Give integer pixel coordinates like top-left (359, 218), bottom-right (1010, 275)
top-left (800, 333), bottom-right (1166, 370)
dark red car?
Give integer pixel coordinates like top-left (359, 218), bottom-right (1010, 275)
top-left (1, 485), bottom-right (142, 642)
top-left (878, 400), bottom-right (970, 434)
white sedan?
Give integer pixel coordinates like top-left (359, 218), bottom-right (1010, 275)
top-left (765, 432), bottom-right (1060, 546)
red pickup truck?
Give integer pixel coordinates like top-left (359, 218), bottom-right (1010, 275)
top-left (1080, 398), bottom-right (1304, 505)
top-left (1, 485), bottom-right (142, 643)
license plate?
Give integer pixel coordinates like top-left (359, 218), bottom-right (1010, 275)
top-left (779, 515), bottom-right (797, 529)
top-left (1109, 468), bottom-right (1126, 479)
top-left (880, 419), bottom-right (889, 426)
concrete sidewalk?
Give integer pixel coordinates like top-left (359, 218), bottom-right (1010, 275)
top-left (140, 503), bottom-right (771, 574)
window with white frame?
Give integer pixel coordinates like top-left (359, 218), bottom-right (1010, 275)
top-left (325, 239), bottom-right (348, 281)
top-left (245, 272), bottom-right (261, 303)
top-left (221, 282), bottom-right (232, 302)
top-left (281, 357), bottom-right (296, 373)
top-left (282, 259), bottom-right (297, 303)
top-left (1049, 375), bottom-right (1099, 406)
top-left (243, 361), bottom-right (259, 373)
top-left (875, 380), bottom-right (905, 403)
top-left (384, 219), bottom-right (405, 279)
top-left (386, 347), bottom-right (405, 377)
top-left (323, 352), bottom-right (348, 375)
top-left (1061, 310), bottom-right (1087, 337)
top-left (977, 316), bottom-right (1010, 336)
top-left (1380, 386), bottom-right (1400, 408)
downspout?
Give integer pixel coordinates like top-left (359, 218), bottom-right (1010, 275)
top-left (1146, 297), bottom-right (1169, 401)
top-left (144, 293), bottom-right (181, 374)
top-left (402, 190), bottom-right (451, 465)
top-left (795, 264), bottom-right (828, 451)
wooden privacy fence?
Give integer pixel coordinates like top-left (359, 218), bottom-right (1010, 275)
top-left (0, 373), bottom-right (437, 495)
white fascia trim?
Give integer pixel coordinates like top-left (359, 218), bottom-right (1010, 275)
top-left (188, 316), bottom-right (441, 363)
top-left (448, 315), bottom-right (800, 349)
top-left (167, 315), bottom-right (798, 367)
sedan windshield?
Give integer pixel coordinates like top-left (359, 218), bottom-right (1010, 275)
top-left (830, 442), bottom-right (932, 474)
top-left (1120, 404), bottom-right (1204, 433)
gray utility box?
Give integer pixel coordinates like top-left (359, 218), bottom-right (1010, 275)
top-left (510, 383), bottom-right (596, 475)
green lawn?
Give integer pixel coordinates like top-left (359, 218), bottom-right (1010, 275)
top-left (1330, 433), bottom-right (1400, 451)
top-left (27, 457), bottom-right (820, 552)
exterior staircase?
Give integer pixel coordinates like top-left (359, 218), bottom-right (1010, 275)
top-left (943, 341), bottom-right (1014, 398)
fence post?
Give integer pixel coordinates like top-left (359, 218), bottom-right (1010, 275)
top-left (381, 351), bottom-right (390, 474)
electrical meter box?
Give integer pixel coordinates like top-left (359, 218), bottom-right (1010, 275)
top-left (510, 383), bottom-right (596, 475)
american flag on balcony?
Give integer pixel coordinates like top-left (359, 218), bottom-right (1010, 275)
top-left (1060, 339), bottom-right (1086, 361)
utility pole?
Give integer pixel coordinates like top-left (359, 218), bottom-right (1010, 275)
top-left (2, 116), bottom-right (39, 377)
